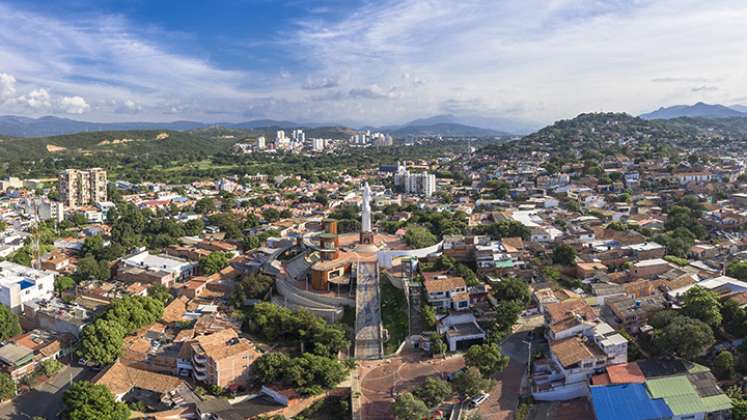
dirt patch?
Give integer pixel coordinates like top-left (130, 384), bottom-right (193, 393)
top-left (46, 144), bottom-right (67, 152)
top-left (155, 132), bottom-right (170, 140)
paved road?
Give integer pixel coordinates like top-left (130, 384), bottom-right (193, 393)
top-left (0, 365), bottom-right (97, 419)
top-left (355, 262), bottom-right (384, 360)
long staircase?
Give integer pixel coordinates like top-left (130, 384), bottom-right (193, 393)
top-left (354, 261), bottom-right (384, 360)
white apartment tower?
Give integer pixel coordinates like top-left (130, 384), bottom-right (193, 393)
top-left (394, 168), bottom-right (436, 197)
top-left (58, 168), bottom-right (107, 209)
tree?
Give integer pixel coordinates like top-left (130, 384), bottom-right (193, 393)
top-left (430, 332), bottom-right (447, 357)
top-left (714, 350), bottom-right (735, 380)
top-left (464, 343), bottom-right (509, 377)
top-left (41, 358), bottom-right (64, 376)
top-left (490, 300), bottom-right (524, 342)
top-left (54, 275), bottom-right (76, 297)
top-left (63, 381), bottom-right (130, 420)
top-left (254, 352), bottom-right (292, 384)
top-left (184, 218), bottom-right (204, 236)
top-left (75, 255), bottom-right (110, 281)
top-left (552, 244), bottom-right (576, 266)
top-left (414, 377), bottom-right (452, 408)
top-left (194, 197), bottom-right (216, 215)
top-left (682, 286), bottom-right (722, 328)
top-left (727, 261), bottom-right (747, 281)
top-left (103, 296), bottom-right (164, 333)
top-left (0, 373), bottom-right (15, 401)
top-left (453, 367), bottom-right (494, 398)
top-left (652, 316), bottom-right (714, 360)
top-left (199, 252), bottom-right (232, 275)
top-left (232, 273), bottom-right (274, 306)
top-left (493, 277), bottom-right (530, 304)
top-left (77, 319), bottom-right (126, 365)
top-left (0, 305), bottom-right (21, 341)
top-left (148, 284), bottom-right (172, 305)
top-left (404, 224), bottom-right (438, 248)
top-left (722, 299), bottom-right (747, 337)
top-left (391, 392), bottom-right (429, 420)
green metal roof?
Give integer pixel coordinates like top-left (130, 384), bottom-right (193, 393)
top-left (687, 363), bottom-right (711, 374)
top-left (494, 259), bottom-right (514, 268)
top-left (646, 376), bottom-right (697, 399)
top-left (701, 394), bottom-right (733, 413)
top-left (663, 395), bottom-right (707, 416)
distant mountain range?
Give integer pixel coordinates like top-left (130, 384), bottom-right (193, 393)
top-left (390, 122), bottom-right (510, 137)
top-left (0, 114), bottom-right (519, 138)
top-left (0, 115), bottom-right (316, 137)
top-left (640, 102), bottom-right (747, 120)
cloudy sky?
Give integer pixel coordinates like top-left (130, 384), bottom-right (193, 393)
top-left (0, 0), bottom-right (746, 127)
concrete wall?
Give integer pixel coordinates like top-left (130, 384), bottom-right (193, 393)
top-left (378, 241), bottom-right (443, 269)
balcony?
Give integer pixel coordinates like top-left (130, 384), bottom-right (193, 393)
top-left (193, 369), bottom-right (207, 381)
top-left (193, 361), bottom-right (208, 373)
top-left (193, 352), bottom-right (208, 365)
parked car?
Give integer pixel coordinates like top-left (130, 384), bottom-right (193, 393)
top-left (466, 392), bottom-right (489, 409)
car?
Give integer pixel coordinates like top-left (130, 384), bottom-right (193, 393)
top-left (466, 392), bottom-right (489, 408)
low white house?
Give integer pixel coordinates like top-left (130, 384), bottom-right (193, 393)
top-left (0, 261), bottom-right (56, 311)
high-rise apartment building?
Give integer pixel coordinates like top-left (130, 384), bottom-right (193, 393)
top-left (58, 168), bottom-right (107, 209)
top-left (394, 168), bottom-right (436, 197)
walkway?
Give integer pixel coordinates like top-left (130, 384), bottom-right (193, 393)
top-left (355, 261), bottom-right (384, 360)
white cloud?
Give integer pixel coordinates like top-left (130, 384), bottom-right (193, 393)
top-left (0, 73), bottom-right (16, 101)
top-left (59, 96), bottom-right (90, 114)
top-left (1, 1), bottom-right (747, 125)
top-left (17, 88), bottom-right (52, 109)
top-left (291, 0), bottom-right (747, 123)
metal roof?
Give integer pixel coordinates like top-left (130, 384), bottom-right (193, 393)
top-left (590, 384), bottom-right (673, 420)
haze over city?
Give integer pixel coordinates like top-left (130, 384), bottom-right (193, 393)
top-left (1, 0), bottom-right (746, 128)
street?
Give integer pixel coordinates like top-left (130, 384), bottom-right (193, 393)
top-left (0, 365), bottom-right (97, 420)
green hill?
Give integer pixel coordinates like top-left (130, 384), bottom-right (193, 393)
top-left (0, 130), bottom-right (240, 161)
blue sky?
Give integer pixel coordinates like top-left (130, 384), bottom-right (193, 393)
top-left (1, 0), bottom-right (746, 127)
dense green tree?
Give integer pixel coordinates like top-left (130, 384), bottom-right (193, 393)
top-left (194, 197), bottom-right (216, 215)
top-left (682, 286), bottom-right (722, 327)
top-left (414, 377), bottom-right (452, 408)
top-left (453, 367), bottom-right (494, 398)
top-left (246, 303), bottom-right (349, 357)
top-left (77, 319), bottom-right (126, 365)
top-left (148, 284), bottom-right (173, 305)
top-left (0, 305), bottom-right (22, 341)
top-left (54, 275), bottom-right (76, 297)
top-left (254, 352), bottom-right (292, 384)
top-left (430, 332), bottom-right (447, 357)
top-left (183, 218), bottom-right (205, 236)
top-left (652, 316), bottom-right (714, 360)
top-left (493, 277), bottom-right (530, 304)
top-left (63, 381), bottom-right (130, 420)
top-left (404, 224), bottom-right (438, 248)
top-left (722, 300), bottom-right (747, 337)
top-left (489, 300), bottom-right (524, 342)
top-left (552, 244), bottom-right (577, 266)
top-left (391, 393), bottom-right (429, 420)
top-left (103, 296), bottom-right (164, 332)
top-left (464, 343), bottom-right (509, 377)
top-left (75, 255), bottom-right (110, 281)
top-left (714, 350), bottom-right (735, 380)
top-left (727, 261), bottom-right (747, 281)
top-left (199, 251), bottom-right (232, 275)
top-left (474, 220), bottom-right (530, 240)
top-left (0, 373), bottom-right (16, 401)
top-left (232, 273), bottom-right (274, 306)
